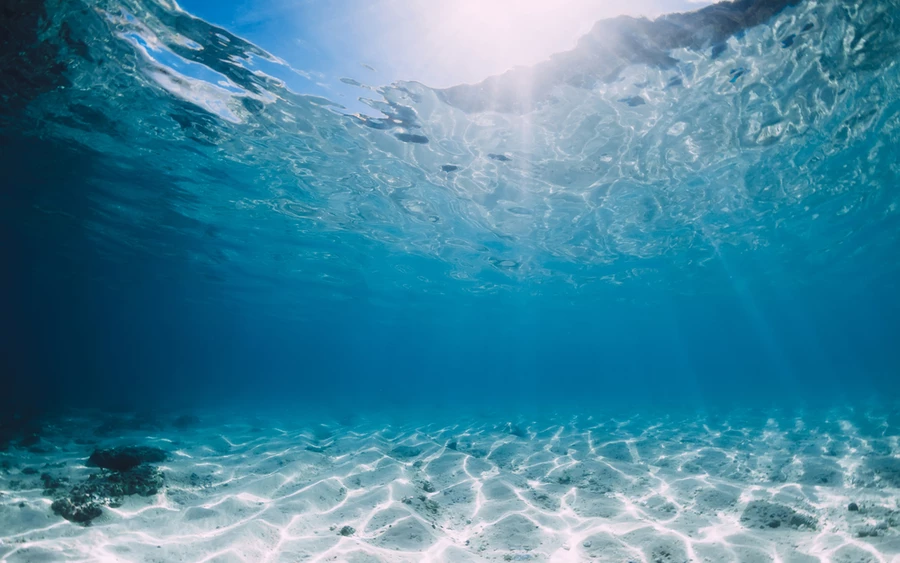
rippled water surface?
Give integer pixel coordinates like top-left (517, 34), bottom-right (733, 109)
top-left (1, 0), bottom-right (899, 409)
top-left (3, 0), bottom-right (900, 560)
top-left (5, 0), bottom-right (898, 302)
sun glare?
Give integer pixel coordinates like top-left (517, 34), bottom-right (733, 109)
top-left (352, 0), bottom-right (713, 87)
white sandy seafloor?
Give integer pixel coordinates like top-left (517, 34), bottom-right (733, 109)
top-left (1, 406), bottom-right (900, 562)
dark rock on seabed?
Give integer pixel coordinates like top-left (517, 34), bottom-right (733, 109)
top-left (51, 497), bottom-right (102, 524)
top-left (88, 446), bottom-right (167, 472)
top-left (47, 464), bottom-right (165, 524)
top-left (42, 445), bottom-right (168, 524)
top-left (87, 465), bottom-right (165, 500)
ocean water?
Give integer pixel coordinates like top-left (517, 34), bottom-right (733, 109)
top-left (2, 0), bottom-right (900, 560)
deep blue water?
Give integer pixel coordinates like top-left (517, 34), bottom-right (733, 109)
top-left (3, 0), bottom-right (900, 417)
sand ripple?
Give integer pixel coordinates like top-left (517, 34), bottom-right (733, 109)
top-left (1, 407), bottom-right (900, 562)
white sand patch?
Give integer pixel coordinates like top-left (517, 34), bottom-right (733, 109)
top-left (1, 406), bottom-right (900, 561)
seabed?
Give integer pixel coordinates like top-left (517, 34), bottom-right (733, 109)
top-left (1, 406), bottom-right (899, 562)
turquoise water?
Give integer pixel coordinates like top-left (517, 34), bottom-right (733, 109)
top-left (2, 1), bottom-right (900, 559)
top-left (4, 0), bottom-right (899, 413)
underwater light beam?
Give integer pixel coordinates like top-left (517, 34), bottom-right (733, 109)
top-left (189, 0), bottom-right (717, 89)
top-left (353, 0), bottom-right (718, 87)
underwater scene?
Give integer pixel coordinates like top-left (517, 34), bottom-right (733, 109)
top-left (2, 0), bottom-right (900, 560)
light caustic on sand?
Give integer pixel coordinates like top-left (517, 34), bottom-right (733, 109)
top-left (1, 409), bottom-right (899, 562)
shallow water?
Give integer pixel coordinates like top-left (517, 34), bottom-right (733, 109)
top-left (2, 406), bottom-right (900, 561)
top-left (2, 0), bottom-right (900, 560)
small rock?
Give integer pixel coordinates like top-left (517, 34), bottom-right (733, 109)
top-left (583, 540), bottom-right (592, 548)
top-left (87, 446), bottom-right (167, 472)
top-left (848, 502), bottom-right (859, 511)
top-left (338, 525), bottom-right (355, 536)
top-left (51, 497), bottom-right (102, 524)
top-left (90, 464), bottom-right (164, 497)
